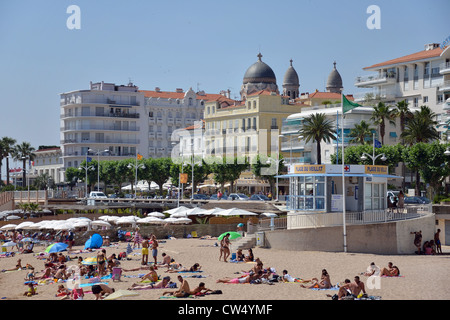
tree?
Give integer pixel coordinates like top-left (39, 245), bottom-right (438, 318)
top-left (298, 113), bottom-right (336, 164)
top-left (348, 120), bottom-right (374, 145)
top-left (210, 156), bottom-right (248, 193)
top-left (0, 137), bottom-right (16, 185)
top-left (370, 102), bottom-right (396, 145)
top-left (392, 99), bottom-right (412, 142)
top-left (65, 167), bottom-right (81, 189)
top-left (401, 105), bottom-right (439, 145)
top-left (402, 143), bottom-right (429, 196)
top-left (251, 154), bottom-right (284, 196)
top-left (33, 172), bottom-right (52, 190)
top-left (418, 142), bottom-right (450, 200)
top-left (11, 142), bottom-right (36, 188)
top-left (143, 158), bottom-right (173, 196)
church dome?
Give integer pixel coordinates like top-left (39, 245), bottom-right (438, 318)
top-left (243, 53), bottom-right (277, 84)
top-left (283, 59), bottom-right (299, 86)
top-left (326, 61), bottom-right (343, 93)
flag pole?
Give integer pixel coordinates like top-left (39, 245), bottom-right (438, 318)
top-left (341, 93), bottom-right (347, 253)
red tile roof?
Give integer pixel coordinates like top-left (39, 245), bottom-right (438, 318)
top-left (300, 91), bottom-right (354, 101)
top-left (140, 90), bottom-right (232, 102)
top-left (184, 120), bottom-right (205, 131)
top-left (363, 47), bottom-right (444, 70)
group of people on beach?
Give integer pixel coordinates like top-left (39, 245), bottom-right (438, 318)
top-left (411, 229), bottom-right (442, 255)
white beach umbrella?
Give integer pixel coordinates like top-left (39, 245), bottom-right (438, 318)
top-left (98, 216), bottom-right (120, 222)
top-left (115, 216), bottom-right (141, 226)
top-left (20, 223), bottom-right (41, 230)
top-left (260, 212), bottom-right (278, 218)
top-left (137, 216), bottom-right (164, 224)
top-left (214, 208), bottom-right (257, 216)
top-left (15, 221), bottom-right (35, 230)
top-left (90, 220), bottom-right (111, 228)
top-left (2, 241), bottom-right (17, 247)
top-left (184, 207), bottom-right (208, 216)
top-left (52, 222), bottom-right (75, 231)
top-left (164, 206), bottom-right (189, 215)
top-left (147, 211), bottom-right (165, 218)
top-left (163, 217), bottom-right (180, 224)
top-left (5, 215), bottom-right (21, 221)
top-left (0, 224), bottom-right (17, 231)
top-left (175, 217), bottom-right (192, 224)
top-left (202, 208), bottom-right (226, 216)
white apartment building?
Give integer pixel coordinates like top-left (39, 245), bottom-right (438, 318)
top-left (354, 42), bottom-right (450, 141)
top-left (60, 81), bottom-right (148, 173)
top-left (32, 147), bottom-right (63, 184)
top-left (141, 87), bottom-right (231, 159)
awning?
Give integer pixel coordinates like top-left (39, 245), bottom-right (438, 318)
top-left (276, 173), bottom-right (402, 179)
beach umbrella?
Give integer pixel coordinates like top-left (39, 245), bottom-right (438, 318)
top-left (5, 215), bottom-right (21, 221)
top-left (175, 217), bottom-right (192, 224)
top-left (218, 231), bottom-right (242, 241)
top-left (98, 216), bottom-right (119, 222)
top-left (184, 207), bottom-right (209, 216)
top-left (20, 223), bottom-right (41, 230)
top-left (147, 211), bottom-right (165, 218)
top-left (2, 241), bottom-right (17, 247)
top-left (164, 206), bottom-right (188, 215)
top-left (52, 222), bottom-right (74, 231)
top-left (214, 208), bottom-right (257, 216)
top-left (202, 208), bottom-right (226, 216)
top-left (45, 242), bottom-right (68, 253)
top-left (20, 237), bottom-right (34, 243)
top-left (163, 217), bottom-right (181, 224)
top-left (0, 224), bottom-right (18, 231)
top-left (171, 211), bottom-right (190, 218)
top-left (15, 222), bottom-right (35, 230)
top-left (137, 217), bottom-right (164, 224)
top-left (91, 220), bottom-right (111, 228)
top-left (103, 289), bottom-right (139, 300)
top-left (260, 212), bottom-right (278, 218)
top-left (81, 257), bottom-right (98, 265)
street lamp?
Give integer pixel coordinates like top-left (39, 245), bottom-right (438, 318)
top-left (88, 148), bottom-right (109, 192)
top-left (78, 164), bottom-right (95, 198)
top-left (266, 156), bottom-right (281, 202)
top-left (444, 147), bottom-right (450, 157)
top-left (360, 133), bottom-right (386, 165)
top-left (127, 157), bottom-right (145, 199)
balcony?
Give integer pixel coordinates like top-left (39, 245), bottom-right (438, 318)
top-left (167, 117), bottom-right (174, 124)
top-left (61, 112), bottom-right (140, 119)
top-left (61, 138), bottom-right (140, 145)
top-left (148, 147), bottom-right (156, 154)
top-left (353, 88), bottom-right (397, 102)
top-left (148, 132), bottom-right (155, 139)
top-left (61, 125), bottom-right (139, 132)
top-left (354, 72), bottom-right (396, 88)
top-left (156, 132), bottom-right (163, 140)
top-left (438, 80), bottom-right (450, 92)
top-left (281, 140), bottom-right (312, 152)
top-left (439, 62), bottom-right (450, 75)
top-left (156, 118), bottom-right (163, 124)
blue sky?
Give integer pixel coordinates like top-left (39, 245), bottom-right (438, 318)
top-left (0, 0), bottom-right (448, 156)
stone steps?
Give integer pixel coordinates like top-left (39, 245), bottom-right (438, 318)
top-left (231, 233), bottom-right (256, 250)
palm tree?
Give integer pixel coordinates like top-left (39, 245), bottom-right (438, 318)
top-left (11, 142), bottom-right (36, 188)
top-left (370, 102), bottom-right (396, 145)
top-left (348, 120), bottom-right (374, 145)
top-left (0, 137), bottom-right (16, 185)
top-left (393, 99), bottom-right (412, 141)
top-left (298, 113), bottom-right (336, 164)
top-left (401, 105), bottom-right (439, 144)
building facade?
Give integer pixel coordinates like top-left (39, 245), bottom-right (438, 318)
top-left (354, 43), bottom-right (450, 141)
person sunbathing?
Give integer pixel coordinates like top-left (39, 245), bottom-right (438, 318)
top-left (380, 263), bottom-right (400, 277)
top-left (129, 276), bottom-right (171, 290)
top-left (2, 259), bottom-right (23, 272)
top-left (300, 269), bottom-right (332, 289)
top-left (140, 266), bottom-right (159, 282)
top-left (162, 275), bottom-right (192, 297)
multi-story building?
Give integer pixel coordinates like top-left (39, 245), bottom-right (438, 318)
top-left (60, 81), bottom-right (148, 174)
top-left (32, 147), bottom-right (63, 184)
top-left (140, 87), bottom-right (227, 159)
top-left (354, 42), bottom-right (450, 140)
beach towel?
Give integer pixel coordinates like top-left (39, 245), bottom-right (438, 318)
top-left (311, 284), bottom-right (340, 291)
top-left (79, 282), bottom-right (108, 288)
top-left (177, 270), bottom-right (203, 273)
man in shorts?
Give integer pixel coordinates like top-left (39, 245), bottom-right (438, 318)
top-left (141, 236), bottom-right (149, 265)
top-left (335, 276), bottom-right (366, 300)
top-left (151, 235), bottom-right (158, 264)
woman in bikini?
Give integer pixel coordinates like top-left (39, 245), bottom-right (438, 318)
top-left (221, 234), bottom-right (231, 262)
top-left (97, 251), bottom-right (106, 277)
top-left (301, 269), bottom-right (332, 289)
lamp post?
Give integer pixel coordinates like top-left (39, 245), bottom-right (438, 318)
top-left (88, 148), bottom-right (109, 192)
top-left (79, 163), bottom-right (95, 198)
top-left (127, 154), bottom-right (145, 199)
top-left (360, 133), bottom-right (386, 165)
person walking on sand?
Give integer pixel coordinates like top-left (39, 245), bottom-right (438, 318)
top-left (411, 230), bottom-right (422, 254)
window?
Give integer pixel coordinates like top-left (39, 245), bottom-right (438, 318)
top-left (289, 176), bottom-right (326, 211)
top-left (271, 118), bottom-right (277, 129)
top-left (437, 94), bottom-right (444, 104)
top-left (423, 96), bottom-right (428, 103)
top-left (364, 182), bottom-right (385, 210)
top-left (413, 97), bottom-right (419, 108)
top-left (149, 111), bottom-right (154, 118)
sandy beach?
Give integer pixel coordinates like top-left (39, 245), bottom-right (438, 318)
top-left (1, 236), bottom-right (449, 303)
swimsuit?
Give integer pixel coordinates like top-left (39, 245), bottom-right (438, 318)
top-left (142, 248), bottom-right (149, 255)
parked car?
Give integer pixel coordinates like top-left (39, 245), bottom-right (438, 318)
top-left (209, 194), bottom-right (228, 200)
top-left (229, 193), bottom-right (249, 201)
top-left (404, 196), bottom-right (426, 204)
top-left (89, 191), bottom-right (108, 199)
top-left (250, 194), bottom-right (270, 201)
top-left (418, 196), bottom-right (431, 204)
top-left (193, 194), bottom-right (210, 200)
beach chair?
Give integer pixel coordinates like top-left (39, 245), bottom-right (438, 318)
top-left (112, 267), bottom-right (122, 281)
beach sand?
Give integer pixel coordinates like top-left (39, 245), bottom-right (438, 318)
top-left (1, 238), bottom-right (449, 301)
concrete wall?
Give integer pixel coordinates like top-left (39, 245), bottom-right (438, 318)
top-left (261, 214), bottom-right (435, 255)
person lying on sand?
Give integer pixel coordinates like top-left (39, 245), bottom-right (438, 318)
top-left (2, 259), bottom-right (23, 272)
top-left (129, 276), bottom-right (171, 290)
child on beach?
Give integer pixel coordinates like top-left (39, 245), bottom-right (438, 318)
top-left (55, 284), bottom-right (70, 299)
top-left (23, 283), bottom-right (37, 297)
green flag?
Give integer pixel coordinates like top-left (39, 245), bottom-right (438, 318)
top-left (342, 94), bottom-right (361, 114)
